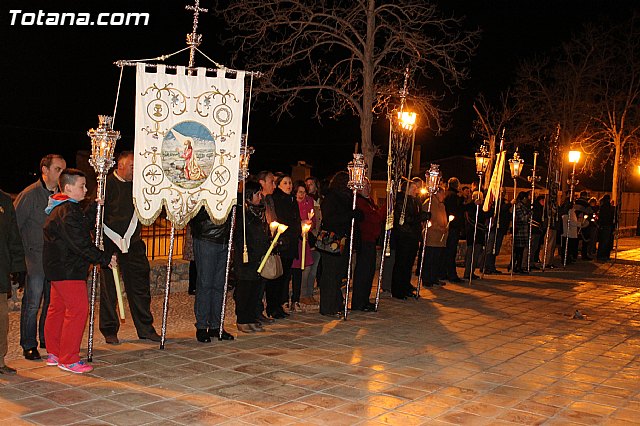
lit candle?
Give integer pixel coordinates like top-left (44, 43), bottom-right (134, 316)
top-left (301, 222), bottom-right (312, 270)
top-left (441, 215), bottom-right (455, 242)
top-left (257, 223), bottom-right (288, 274)
top-left (269, 221), bottom-right (279, 237)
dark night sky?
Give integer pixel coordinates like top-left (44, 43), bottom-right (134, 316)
top-left (1, 0), bottom-right (638, 193)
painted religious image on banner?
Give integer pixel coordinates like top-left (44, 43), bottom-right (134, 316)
top-left (161, 121), bottom-right (216, 189)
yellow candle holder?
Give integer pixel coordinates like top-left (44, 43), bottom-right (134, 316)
top-left (257, 223), bottom-right (288, 274)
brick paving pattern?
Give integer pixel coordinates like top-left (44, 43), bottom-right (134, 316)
top-left (1, 238), bottom-right (639, 425)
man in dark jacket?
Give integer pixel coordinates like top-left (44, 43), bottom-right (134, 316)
top-left (99, 151), bottom-right (160, 345)
top-left (391, 181), bottom-right (425, 299)
top-left (190, 204), bottom-right (234, 342)
top-left (43, 169), bottom-right (113, 374)
top-left (14, 153), bottom-right (66, 360)
top-left (443, 177), bottom-right (464, 282)
top-left (1, 189), bottom-right (26, 374)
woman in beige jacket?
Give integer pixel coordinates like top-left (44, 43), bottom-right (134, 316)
top-left (422, 187), bottom-right (448, 287)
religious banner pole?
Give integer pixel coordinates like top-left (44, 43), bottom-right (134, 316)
top-left (159, 0), bottom-right (207, 348)
top-left (87, 115), bottom-right (120, 361)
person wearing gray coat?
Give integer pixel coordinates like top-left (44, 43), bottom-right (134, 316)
top-left (14, 154), bottom-right (66, 360)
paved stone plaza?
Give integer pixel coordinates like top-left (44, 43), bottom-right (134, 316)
top-left (1, 238), bottom-right (639, 425)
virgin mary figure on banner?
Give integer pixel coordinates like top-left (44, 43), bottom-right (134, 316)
top-left (133, 64), bottom-right (245, 228)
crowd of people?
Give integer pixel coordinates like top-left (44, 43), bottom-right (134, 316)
top-left (0, 153), bottom-right (622, 374)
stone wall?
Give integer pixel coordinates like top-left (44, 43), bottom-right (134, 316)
top-left (149, 259), bottom-right (190, 296)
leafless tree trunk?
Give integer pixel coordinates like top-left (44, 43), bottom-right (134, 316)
top-left (215, 0), bottom-right (480, 174)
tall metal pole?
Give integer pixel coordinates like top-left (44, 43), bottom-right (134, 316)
top-left (87, 177), bottom-right (106, 362)
top-left (469, 172), bottom-right (483, 285)
top-left (344, 190), bottom-right (357, 320)
top-left (218, 205), bottom-right (237, 339)
top-left (563, 161), bottom-right (578, 268)
top-left (416, 197), bottom-right (433, 296)
top-left (159, 224), bottom-right (175, 349)
top-left (527, 152), bottom-right (539, 272)
top-left (510, 180), bottom-right (517, 279)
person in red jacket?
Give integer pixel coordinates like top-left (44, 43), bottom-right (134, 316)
top-left (352, 178), bottom-right (385, 311)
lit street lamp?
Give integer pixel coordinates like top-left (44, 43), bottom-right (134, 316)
top-left (564, 150), bottom-right (581, 267)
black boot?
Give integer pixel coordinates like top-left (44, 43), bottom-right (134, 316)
top-left (196, 329), bottom-right (211, 343)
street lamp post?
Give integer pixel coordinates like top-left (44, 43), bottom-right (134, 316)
top-left (375, 106), bottom-right (417, 311)
top-left (564, 150), bottom-right (581, 268)
top-left (469, 145), bottom-right (491, 285)
top-left (415, 164), bottom-right (441, 296)
top-left (345, 153), bottom-right (367, 320)
top-left (508, 151), bottom-right (523, 279)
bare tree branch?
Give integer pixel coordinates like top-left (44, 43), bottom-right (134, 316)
top-left (214, 0), bottom-right (480, 172)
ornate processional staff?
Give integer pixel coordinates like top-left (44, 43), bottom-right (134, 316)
top-left (344, 154), bottom-right (367, 320)
top-left (469, 145), bottom-right (491, 285)
top-left (489, 130), bottom-right (506, 260)
top-left (508, 151), bottom-right (523, 279)
top-left (415, 165), bottom-right (441, 296)
top-left (87, 115), bottom-right (120, 362)
top-left (526, 151), bottom-right (540, 272)
top-left (541, 125), bottom-right (561, 272)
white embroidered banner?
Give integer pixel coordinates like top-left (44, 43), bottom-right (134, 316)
top-left (133, 64), bottom-right (245, 229)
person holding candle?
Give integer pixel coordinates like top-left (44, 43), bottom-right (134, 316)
top-left (267, 173), bottom-right (302, 318)
top-left (233, 181), bottom-right (270, 333)
top-left (99, 152), bottom-right (161, 345)
top-left (290, 181), bottom-right (315, 312)
top-left (256, 171), bottom-right (277, 324)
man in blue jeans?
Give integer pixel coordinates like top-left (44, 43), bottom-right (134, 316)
top-left (14, 154), bottom-right (66, 360)
top-left (189, 206), bottom-right (234, 343)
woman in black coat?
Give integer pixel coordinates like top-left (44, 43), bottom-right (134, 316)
top-left (233, 181), bottom-right (270, 332)
top-left (391, 181), bottom-right (424, 299)
top-left (266, 174), bottom-right (301, 318)
top-left (317, 172), bottom-right (355, 317)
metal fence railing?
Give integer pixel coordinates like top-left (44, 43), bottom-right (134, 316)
top-left (140, 215), bottom-right (186, 260)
